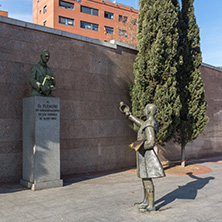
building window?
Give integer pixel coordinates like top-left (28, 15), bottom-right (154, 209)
top-left (59, 0), bottom-right (74, 10)
top-left (81, 6), bottom-right (98, 16)
top-left (104, 11), bottom-right (113, 20)
top-left (43, 5), bottom-right (47, 14)
top-left (43, 20), bottom-right (47, 26)
top-left (119, 29), bottom-right (128, 37)
top-left (59, 16), bottom-right (74, 26)
top-left (80, 21), bottom-right (98, 31)
top-left (132, 19), bottom-right (137, 25)
top-left (119, 15), bottom-right (128, 23)
top-left (104, 26), bottom-right (113, 34)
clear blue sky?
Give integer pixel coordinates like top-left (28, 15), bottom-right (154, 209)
top-left (0, 0), bottom-right (222, 67)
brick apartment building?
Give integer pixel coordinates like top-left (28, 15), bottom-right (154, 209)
top-left (33, 0), bottom-right (138, 45)
top-left (0, 10), bottom-right (8, 17)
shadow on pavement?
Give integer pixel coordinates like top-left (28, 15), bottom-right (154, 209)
top-left (155, 174), bottom-right (215, 210)
top-left (187, 156), bottom-right (222, 165)
top-left (63, 174), bottom-right (108, 186)
top-left (0, 184), bottom-right (26, 194)
top-left (62, 168), bottom-right (132, 186)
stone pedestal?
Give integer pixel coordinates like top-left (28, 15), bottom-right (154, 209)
top-left (20, 96), bottom-right (63, 190)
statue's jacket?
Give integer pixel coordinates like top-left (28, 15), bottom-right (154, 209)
top-left (131, 116), bottom-right (165, 179)
top-left (29, 61), bottom-right (55, 96)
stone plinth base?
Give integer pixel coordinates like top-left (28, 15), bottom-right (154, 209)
top-left (20, 179), bottom-right (63, 191)
top-left (21, 96), bottom-right (63, 190)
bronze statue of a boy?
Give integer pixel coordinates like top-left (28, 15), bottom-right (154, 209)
top-left (119, 102), bottom-right (165, 212)
top-left (29, 49), bottom-right (55, 97)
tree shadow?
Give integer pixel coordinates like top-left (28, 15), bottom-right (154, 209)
top-left (187, 156), bottom-right (222, 165)
top-left (155, 174), bottom-right (214, 210)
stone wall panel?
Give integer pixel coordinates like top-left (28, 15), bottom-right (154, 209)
top-left (0, 18), bottom-right (221, 183)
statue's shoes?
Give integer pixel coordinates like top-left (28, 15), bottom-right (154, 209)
top-left (139, 206), bottom-right (156, 212)
top-left (134, 202), bottom-right (148, 209)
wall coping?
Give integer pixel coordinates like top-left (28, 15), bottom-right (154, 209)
top-left (0, 15), bottom-right (137, 51)
top-left (201, 63), bottom-right (222, 72)
top-left (1, 16), bottom-right (220, 70)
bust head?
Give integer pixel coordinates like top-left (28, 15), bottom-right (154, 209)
top-left (40, 49), bottom-right (50, 64)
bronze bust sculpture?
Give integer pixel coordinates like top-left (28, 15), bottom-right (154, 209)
top-left (119, 102), bottom-right (165, 212)
top-left (29, 50), bottom-right (55, 97)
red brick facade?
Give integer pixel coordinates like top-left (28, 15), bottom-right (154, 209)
top-left (0, 10), bottom-right (8, 17)
top-left (33, 0), bottom-right (138, 44)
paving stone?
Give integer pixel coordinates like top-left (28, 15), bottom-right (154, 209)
top-left (0, 157), bottom-right (221, 222)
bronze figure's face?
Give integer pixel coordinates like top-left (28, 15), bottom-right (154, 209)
top-left (143, 104), bottom-right (157, 117)
top-left (41, 50), bottom-right (50, 64)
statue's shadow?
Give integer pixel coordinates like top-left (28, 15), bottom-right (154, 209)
top-left (155, 174), bottom-right (214, 210)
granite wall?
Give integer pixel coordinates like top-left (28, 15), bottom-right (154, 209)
top-left (0, 16), bottom-right (222, 183)
top-left (159, 64), bottom-right (222, 161)
top-left (0, 17), bottom-right (137, 183)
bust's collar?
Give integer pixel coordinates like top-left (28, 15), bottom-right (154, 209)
top-left (39, 61), bottom-right (48, 68)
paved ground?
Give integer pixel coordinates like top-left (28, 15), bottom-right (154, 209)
top-left (0, 156), bottom-right (222, 222)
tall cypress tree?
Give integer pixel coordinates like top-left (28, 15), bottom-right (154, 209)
top-left (131, 0), bottom-right (181, 145)
top-left (175, 0), bottom-right (209, 166)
